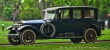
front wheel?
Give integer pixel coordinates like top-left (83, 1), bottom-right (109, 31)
top-left (84, 28), bottom-right (97, 43)
top-left (20, 29), bottom-right (36, 45)
top-left (8, 31), bottom-right (21, 45)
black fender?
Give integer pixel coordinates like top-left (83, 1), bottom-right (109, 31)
top-left (6, 26), bottom-right (13, 30)
top-left (18, 25), bottom-right (42, 35)
top-left (83, 24), bottom-right (101, 36)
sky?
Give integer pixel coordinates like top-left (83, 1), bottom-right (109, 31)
top-left (21, 0), bottom-right (24, 3)
top-left (39, 0), bottom-right (41, 2)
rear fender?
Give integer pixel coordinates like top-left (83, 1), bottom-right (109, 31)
top-left (83, 24), bottom-right (101, 36)
top-left (98, 21), bottom-right (105, 30)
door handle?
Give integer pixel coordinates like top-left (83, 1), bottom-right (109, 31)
top-left (59, 20), bottom-right (62, 21)
top-left (72, 20), bottom-right (74, 21)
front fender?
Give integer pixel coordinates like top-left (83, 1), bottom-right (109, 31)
top-left (18, 25), bottom-right (39, 31)
top-left (6, 26), bottom-right (13, 30)
top-left (18, 25), bottom-right (42, 34)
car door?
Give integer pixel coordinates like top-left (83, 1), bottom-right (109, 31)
top-left (71, 9), bottom-right (96, 33)
top-left (57, 19), bottom-right (73, 32)
top-left (71, 9), bottom-right (85, 33)
top-left (53, 9), bottom-right (72, 33)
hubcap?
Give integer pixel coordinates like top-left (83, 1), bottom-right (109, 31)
top-left (11, 35), bottom-right (19, 42)
top-left (85, 29), bottom-right (97, 42)
top-left (43, 24), bottom-right (54, 36)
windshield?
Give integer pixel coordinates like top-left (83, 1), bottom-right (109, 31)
top-left (44, 11), bottom-right (55, 20)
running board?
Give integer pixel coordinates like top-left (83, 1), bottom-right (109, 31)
top-left (4, 34), bottom-right (19, 36)
top-left (56, 36), bottom-right (83, 39)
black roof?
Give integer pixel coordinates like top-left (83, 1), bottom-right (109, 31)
top-left (44, 6), bottom-right (97, 11)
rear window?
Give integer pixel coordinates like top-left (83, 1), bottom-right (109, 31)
top-left (84, 9), bottom-right (94, 18)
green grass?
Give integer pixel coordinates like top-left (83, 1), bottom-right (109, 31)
top-left (98, 29), bottom-right (110, 40)
top-left (0, 20), bottom-right (13, 44)
top-left (0, 43), bottom-right (110, 50)
top-left (0, 20), bottom-right (13, 29)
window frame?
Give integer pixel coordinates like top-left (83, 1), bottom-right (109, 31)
top-left (72, 9), bottom-right (82, 19)
top-left (83, 9), bottom-right (95, 18)
top-left (58, 9), bottom-right (71, 20)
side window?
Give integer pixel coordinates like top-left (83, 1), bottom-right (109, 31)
top-left (73, 10), bottom-right (81, 19)
top-left (84, 9), bottom-right (94, 18)
top-left (61, 9), bottom-right (70, 19)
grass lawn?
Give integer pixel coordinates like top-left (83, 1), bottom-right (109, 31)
top-left (0, 43), bottom-right (110, 50)
top-left (98, 29), bottom-right (110, 40)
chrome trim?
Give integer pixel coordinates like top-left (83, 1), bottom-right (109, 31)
top-left (6, 26), bottom-right (12, 30)
top-left (4, 34), bottom-right (19, 36)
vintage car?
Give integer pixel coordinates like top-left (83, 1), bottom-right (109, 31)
top-left (7, 6), bottom-right (104, 45)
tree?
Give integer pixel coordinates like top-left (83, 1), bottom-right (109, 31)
top-left (19, 0), bottom-right (41, 20)
top-left (38, 0), bottom-right (46, 19)
top-left (0, 0), bottom-right (110, 21)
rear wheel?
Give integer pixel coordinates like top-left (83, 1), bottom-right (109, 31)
top-left (20, 29), bottom-right (36, 45)
top-left (70, 38), bottom-right (82, 43)
top-left (84, 28), bottom-right (97, 43)
top-left (8, 31), bottom-right (21, 45)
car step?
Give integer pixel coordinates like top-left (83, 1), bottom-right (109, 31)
top-left (4, 34), bottom-right (19, 36)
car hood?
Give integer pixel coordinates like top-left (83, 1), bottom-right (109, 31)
top-left (21, 20), bottom-right (46, 24)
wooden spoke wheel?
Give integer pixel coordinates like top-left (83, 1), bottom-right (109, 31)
top-left (20, 29), bottom-right (36, 45)
top-left (84, 28), bottom-right (97, 43)
top-left (8, 31), bottom-right (21, 45)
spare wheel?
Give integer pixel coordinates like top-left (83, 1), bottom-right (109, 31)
top-left (40, 23), bottom-right (56, 37)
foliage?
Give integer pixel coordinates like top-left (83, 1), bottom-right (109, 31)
top-left (0, 0), bottom-right (110, 20)
top-left (19, 0), bottom-right (41, 20)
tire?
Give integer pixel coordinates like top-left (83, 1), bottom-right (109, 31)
top-left (8, 31), bottom-right (21, 45)
top-left (40, 23), bottom-right (56, 37)
top-left (20, 29), bottom-right (36, 45)
top-left (70, 38), bottom-right (82, 43)
top-left (84, 28), bottom-right (97, 43)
